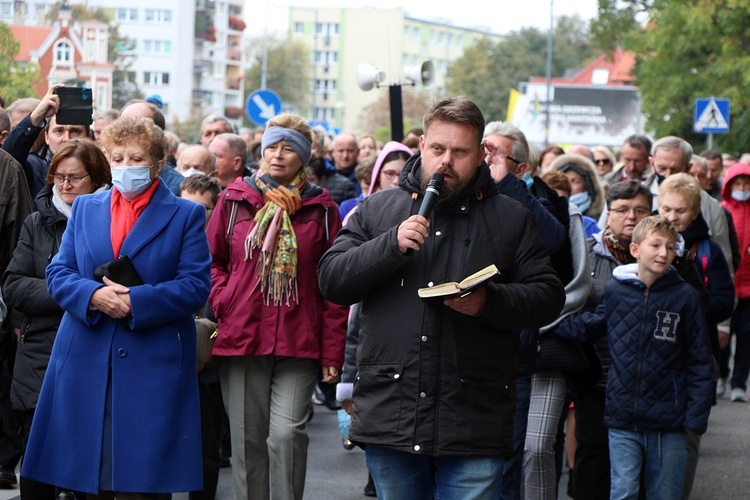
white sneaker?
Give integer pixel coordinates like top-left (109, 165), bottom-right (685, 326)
top-left (717, 378), bottom-right (727, 397)
top-left (731, 388), bottom-right (748, 402)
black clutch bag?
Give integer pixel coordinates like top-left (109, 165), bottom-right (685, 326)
top-left (94, 256), bottom-right (144, 287)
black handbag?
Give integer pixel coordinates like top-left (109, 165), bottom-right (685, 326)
top-left (535, 334), bottom-right (591, 372)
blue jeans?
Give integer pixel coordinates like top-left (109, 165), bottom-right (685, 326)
top-left (608, 429), bottom-right (686, 500)
top-left (365, 445), bottom-right (505, 500)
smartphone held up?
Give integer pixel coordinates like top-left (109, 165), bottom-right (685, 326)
top-left (54, 86), bottom-right (93, 125)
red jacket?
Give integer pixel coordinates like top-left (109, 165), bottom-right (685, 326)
top-left (722, 163), bottom-right (750, 298)
top-left (207, 177), bottom-right (347, 368)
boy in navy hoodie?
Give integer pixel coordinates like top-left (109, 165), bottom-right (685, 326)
top-left (556, 216), bottom-right (713, 500)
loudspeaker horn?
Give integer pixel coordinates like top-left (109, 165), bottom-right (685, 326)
top-left (357, 63), bottom-right (386, 91)
top-left (404, 60), bottom-right (434, 87)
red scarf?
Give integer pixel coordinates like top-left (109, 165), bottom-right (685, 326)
top-left (110, 180), bottom-right (161, 258)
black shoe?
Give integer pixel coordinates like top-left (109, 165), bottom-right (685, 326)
top-left (57, 492), bottom-right (76, 500)
top-left (0, 465), bottom-right (17, 488)
top-left (343, 438), bottom-right (355, 450)
top-left (219, 456), bottom-right (231, 468)
top-left (363, 473), bottom-right (376, 497)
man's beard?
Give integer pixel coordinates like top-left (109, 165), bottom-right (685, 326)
top-left (420, 164), bottom-right (470, 203)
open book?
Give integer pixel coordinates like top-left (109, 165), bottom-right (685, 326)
top-left (417, 264), bottom-right (500, 299)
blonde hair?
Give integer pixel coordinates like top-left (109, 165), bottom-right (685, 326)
top-left (658, 173), bottom-right (702, 213)
top-left (632, 215), bottom-right (678, 245)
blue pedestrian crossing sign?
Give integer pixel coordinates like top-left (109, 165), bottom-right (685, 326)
top-left (245, 89), bottom-right (282, 126)
top-left (694, 97), bottom-right (730, 134)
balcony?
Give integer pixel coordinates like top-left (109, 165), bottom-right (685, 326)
top-left (225, 106), bottom-right (243, 119)
top-left (226, 77), bottom-right (242, 91)
top-left (228, 16), bottom-right (246, 32)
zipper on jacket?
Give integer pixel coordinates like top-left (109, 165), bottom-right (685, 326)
top-left (634, 287), bottom-right (649, 425)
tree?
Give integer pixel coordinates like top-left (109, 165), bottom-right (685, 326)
top-left (0, 22), bottom-right (42, 104)
top-left (244, 35), bottom-right (311, 126)
top-left (46, 1), bottom-right (142, 109)
top-left (591, 0), bottom-right (750, 154)
top-left (357, 88), bottom-right (433, 140)
top-left (446, 16), bottom-right (598, 123)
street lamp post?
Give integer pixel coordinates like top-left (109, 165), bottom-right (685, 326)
top-left (544, 0), bottom-right (553, 148)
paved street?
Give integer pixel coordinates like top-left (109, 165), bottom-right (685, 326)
top-left (1, 395), bottom-right (748, 499)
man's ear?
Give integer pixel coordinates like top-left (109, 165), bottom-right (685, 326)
top-left (516, 162), bottom-right (530, 177)
top-left (0, 130), bottom-right (8, 145)
top-left (233, 156), bottom-right (244, 172)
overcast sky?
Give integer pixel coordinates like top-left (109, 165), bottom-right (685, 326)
top-left (244, 0), bottom-right (599, 37)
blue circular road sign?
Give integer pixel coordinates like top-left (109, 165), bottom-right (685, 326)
top-left (245, 89), bottom-right (282, 126)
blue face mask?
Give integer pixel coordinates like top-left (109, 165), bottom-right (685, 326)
top-left (569, 191), bottom-right (592, 213)
top-left (112, 165), bottom-right (153, 201)
top-left (521, 171), bottom-right (534, 189)
top-left (731, 190), bottom-right (750, 202)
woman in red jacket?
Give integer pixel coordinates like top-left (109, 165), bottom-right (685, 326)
top-left (206, 113), bottom-right (347, 500)
top-left (721, 163), bottom-right (750, 402)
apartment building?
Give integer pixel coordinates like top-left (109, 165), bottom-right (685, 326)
top-left (289, 7), bottom-right (504, 133)
top-left (4, 0), bottom-right (245, 125)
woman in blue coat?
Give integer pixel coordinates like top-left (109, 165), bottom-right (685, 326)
top-left (21, 116), bottom-right (212, 497)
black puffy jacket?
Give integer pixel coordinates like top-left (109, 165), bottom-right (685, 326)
top-left (317, 153), bottom-right (565, 456)
top-left (2, 186), bottom-right (66, 411)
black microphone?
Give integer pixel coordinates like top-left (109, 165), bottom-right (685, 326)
top-left (418, 173), bottom-right (444, 219)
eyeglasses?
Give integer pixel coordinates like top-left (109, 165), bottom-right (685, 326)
top-left (595, 158), bottom-right (612, 165)
top-left (380, 169), bottom-right (401, 179)
top-left (609, 206), bottom-right (651, 217)
top-left (52, 174), bottom-right (90, 186)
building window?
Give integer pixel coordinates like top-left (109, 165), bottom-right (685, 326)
top-left (0, 2), bottom-right (12, 17)
top-left (116, 39), bottom-right (137, 54)
top-left (143, 40), bottom-right (172, 55)
top-left (97, 83), bottom-right (107, 111)
top-left (145, 9), bottom-right (172, 23)
top-left (116, 8), bottom-right (137, 22)
top-left (313, 51), bottom-right (338, 65)
top-left (314, 79), bottom-right (336, 93)
top-left (315, 22), bottom-right (339, 37)
top-left (124, 71), bottom-right (136, 83)
top-left (413, 27), bottom-right (419, 39)
top-left (143, 71), bottom-right (170, 86)
top-left (54, 41), bottom-right (71, 63)
top-left (314, 107), bottom-right (335, 122)
top-left (294, 22), bottom-right (304, 34)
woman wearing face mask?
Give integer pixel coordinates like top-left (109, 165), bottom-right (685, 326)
top-left (721, 163), bottom-right (750, 403)
top-left (21, 116), bottom-right (212, 499)
top-left (552, 153), bottom-right (606, 237)
top-left (206, 113), bottom-right (347, 500)
top-left (2, 139), bottom-right (110, 499)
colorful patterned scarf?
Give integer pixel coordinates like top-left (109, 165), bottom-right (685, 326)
top-left (603, 225), bottom-right (637, 265)
top-left (245, 168), bottom-right (306, 305)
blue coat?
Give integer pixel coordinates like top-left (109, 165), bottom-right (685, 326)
top-left (22, 181), bottom-right (211, 494)
top-left (556, 264), bottom-right (714, 434)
